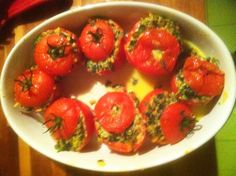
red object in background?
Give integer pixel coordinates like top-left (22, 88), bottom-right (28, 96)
top-left (0, 0), bottom-right (53, 29)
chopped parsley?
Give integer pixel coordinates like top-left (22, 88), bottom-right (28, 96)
top-left (128, 13), bottom-right (180, 51)
top-left (175, 71), bottom-right (211, 103)
top-left (96, 112), bottom-right (143, 144)
top-left (55, 116), bottom-right (85, 152)
top-left (145, 92), bottom-right (176, 143)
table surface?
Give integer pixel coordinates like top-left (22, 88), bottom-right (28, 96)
top-left (0, 0), bottom-right (220, 176)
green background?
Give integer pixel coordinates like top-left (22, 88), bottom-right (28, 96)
top-left (206, 0), bottom-right (236, 175)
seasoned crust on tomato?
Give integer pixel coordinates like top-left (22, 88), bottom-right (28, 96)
top-left (125, 13), bottom-right (181, 52)
top-left (171, 56), bottom-right (224, 105)
top-left (140, 89), bottom-right (176, 145)
top-left (95, 91), bottom-right (146, 153)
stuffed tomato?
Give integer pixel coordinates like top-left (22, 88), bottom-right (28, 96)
top-left (94, 92), bottom-right (146, 153)
top-left (171, 56), bottom-right (225, 105)
top-left (44, 98), bottom-right (94, 151)
top-left (34, 27), bottom-right (79, 76)
top-left (139, 89), bottom-right (176, 145)
top-left (14, 67), bottom-right (56, 109)
top-left (124, 13), bottom-right (181, 76)
top-left (78, 18), bottom-right (124, 75)
top-left (140, 89), bottom-right (195, 145)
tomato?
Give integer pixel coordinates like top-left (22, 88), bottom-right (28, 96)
top-left (79, 18), bottom-right (125, 75)
top-left (79, 19), bottom-right (115, 61)
top-left (183, 56), bottom-right (224, 96)
top-left (44, 98), bottom-right (94, 151)
top-left (125, 28), bottom-right (180, 76)
top-left (95, 92), bottom-right (135, 134)
top-left (140, 89), bottom-right (175, 145)
top-left (95, 91), bottom-right (146, 153)
top-left (34, 28), bottom-right (79, 76)
top-left (160, 102), bottom-right (195, 144)
top-left (14, 67), bottom-right (55, 108)
top-left (44, 98), bottom-right (78, 140)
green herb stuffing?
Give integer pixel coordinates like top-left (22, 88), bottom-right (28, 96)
top-left (34, 27), bottom-right (78, 54)
top-left (128, 13), bottom-right (180, 51)
top-left (205, 57), bottom-right (219, 65)
top-left (55, 116), bottom-right (85, 152)
top-left (96, 113), bottom-right (142, 144)
top-left (175, 71), bottom-right (211, 103)
top-left (145, 92), bottom-right (176, 142)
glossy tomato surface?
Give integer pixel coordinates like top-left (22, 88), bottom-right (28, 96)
top-left (160, 102), bottom-right (195, 144)
top-left (14, 68), bottom-right (55, 108)
top-left (79, 19), bottom-right (115, 61)
top-left (125, 28), bottom-right (180, 76)
top-left (95, 92), bottom-right (135, 134)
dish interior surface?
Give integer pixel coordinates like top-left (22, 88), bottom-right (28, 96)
top-left (1, 2), bottom-right (235, 172)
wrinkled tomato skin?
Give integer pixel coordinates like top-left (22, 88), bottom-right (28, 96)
top-left (95, 92), bottom-right (135, 134)
top-left (125, 26), bottom-right (180, 76)
top-left (160, 102), bottom-right (194, 144)
top-left (183, 56), bottom-right (224, 96)
top-left (34, 28), bottom-right (79, 76)
top-left (79, 19), bottom-right (115, 61)
top-left (14, 68), bottom-right (55, 108)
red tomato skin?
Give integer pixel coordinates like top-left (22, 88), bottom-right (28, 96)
top-left (160, 102), bottom-right (194, 144)
top-left (34, 28), bottom-right (79, 76)
top-left (125, 27), bottom-right (180, 76)
top-left (95, 92), bottom-right (135, 134)
top-left (79, 19), bottom-right (115, 61)
top-left (183, 56), bottom-right (224, 96)
top-left (14, 68), bottom-right (55, 108)
top-left (44, 98), bottom-right (79, 140)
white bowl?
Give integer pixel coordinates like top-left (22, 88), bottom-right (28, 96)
top-left (1, 1), bottom-right (236, 172)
